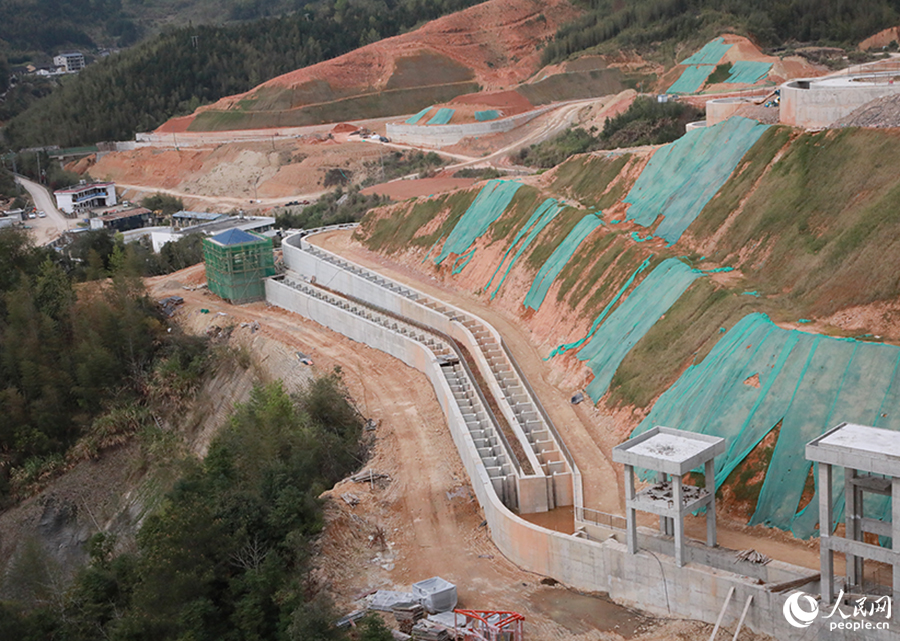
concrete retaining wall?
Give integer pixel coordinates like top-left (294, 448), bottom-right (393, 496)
top-left (270, 234), bottom-right (892, 641)
top-left (287, 237), bottom-right (575, 512)
top-left (780, 76), bottom-right (900, 128)
top-left (386, 107), bottom-right (554, 148)
top-left (706, 96), bottom-right (767, 126)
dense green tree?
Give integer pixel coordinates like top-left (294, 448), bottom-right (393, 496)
top-left (5, 0), bottom-right (487, 149)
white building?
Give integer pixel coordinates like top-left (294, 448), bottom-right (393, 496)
top-left (53, 52), bottom-right (85, 73)
top-left (54, 182), bottom-right (116, 215)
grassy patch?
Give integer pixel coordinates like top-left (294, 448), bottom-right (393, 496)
top-left (385, 51), bottom-right (475, 90)
top-left (608, 279), bottom-right (767, 408)
top-left (522, 206), bottom-right (589, 270)
top-left (555, 231), bottom-right (622, 304)
top-left (359, 189), bottom-right (478, 255)
top-left (190, 82), bottom-right (481, 131)
top-left (550, 153), bottom-right (631, 208)
top-left (486, 186), bottom-right (543, 242)
top-left (691, 125), bottom-right (793, 238)
top-left (517, 69), bottom-right (624, 106)
top-left (705, 62), bottom-right (733, 84)
top-left (696, 127), bottom-right (900, 315)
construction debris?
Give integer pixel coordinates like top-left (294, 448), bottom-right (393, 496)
top-left (335, 610), bottom-right (366, 628)
top-left (157, 296), bottom-right (184, 317)
top-left (240, 320), bottom-right (260, 333)
top-left (296, 351), bottom-right (314, 365)
top-left (736, 549), bottom-right (772, 565)
top-left (341, 492), bottom-right (360, 507)
top-left (369, 590), bottom-right (416, 612)
top-left (411, 620), bottom-right (451, 640)
top-left (352, 469), bottom-right (391, 484)
top-left (365, 418), bottom-right (379, 431)
top-left (393, 602), bottom-right (427, 635)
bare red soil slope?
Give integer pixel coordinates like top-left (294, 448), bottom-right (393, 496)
top-left (158, 0), bottom-right (579, 133)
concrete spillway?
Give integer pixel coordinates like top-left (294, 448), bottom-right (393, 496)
top-left (265, 225), bottom-right (886, 641)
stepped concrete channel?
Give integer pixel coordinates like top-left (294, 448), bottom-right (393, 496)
top-left (266, 224), bottom-right (894, 640)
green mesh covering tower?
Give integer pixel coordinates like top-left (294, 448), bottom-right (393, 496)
top-left (203, 229), bottom-right (275, 304)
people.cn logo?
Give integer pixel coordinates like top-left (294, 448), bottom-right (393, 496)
top-left (783, 591), bottom-right (819, 628)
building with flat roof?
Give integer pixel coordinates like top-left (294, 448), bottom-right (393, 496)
top-left (172, 210), bottom-right (227, 229)
top-left (54, 182), bottom-right (116, 215)
top-left (53, 52), bottom-right (85, 73)
top-left (89, 207), bottom-right (153, 232)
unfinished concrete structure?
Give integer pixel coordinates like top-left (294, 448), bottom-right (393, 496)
top-left (266, 224), bottom-right (894, 640)
top-left (780, 71), bottom-right (900, 128)
top-left (613, 427), bottom-right (725, 567)
top-left (807, 422), bottom-right (900, 605)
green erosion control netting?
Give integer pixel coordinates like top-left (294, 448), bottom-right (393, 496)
top-left (484, 198), bottom-right (565, 300)
top-left (523, 213), bottom-right (604, 311)
top-left (406, 106), bottom-right (432, 124)
top-left (623, 117), bottom-right (770, 244)
top-left (680, 37), bottom-right (732, 65)
top-left (631, 313), bottom-right (900, 538)
top-left (667, 65), bottom-right (715, 94)
top-left (434, 180), bottom-right (522, 270)
top-left (557, 259), bottom-right (700, 401)
top-left (726, 61), bottom-right (772, 84)
top-left (426, 108), bottom-right (455, 125)
top-left (475, 110), bottom-right (500, 121)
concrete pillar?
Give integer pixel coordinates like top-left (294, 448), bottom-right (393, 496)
top-left (893, 477), bottom-right (900, 603)
top-left (625, 464), bottom-right (637, 555)
top-left (819, 463), bottom-right (834, 605)
top-left (658, 471), bottom-right (668, 535)
top-left (845, 468), bottom-right (861, 587)
top-left (705, 458), bottom-right (717, 548)
top-left (673, 474), bottom-right (684, 567)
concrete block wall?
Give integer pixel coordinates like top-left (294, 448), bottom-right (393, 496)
top-left (271, 233), bottom-right (893, 641)
top-left (287, 235), bottom-right (577, 511)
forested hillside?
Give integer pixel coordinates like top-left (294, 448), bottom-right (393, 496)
top-left (542, 0), bottom-right (900, 65)
top-left (4, 0), bottom-right (485, 148)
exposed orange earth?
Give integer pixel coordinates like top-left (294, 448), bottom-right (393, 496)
top-left (159, 0), bottom-right (580, 133)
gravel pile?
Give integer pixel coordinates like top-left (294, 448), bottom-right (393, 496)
top-left (834, 93), bottom-right (900, 128)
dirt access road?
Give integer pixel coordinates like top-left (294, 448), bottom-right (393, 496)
top-left (148, 264), bottom-right (745, 641)
top-left (15, 175), bottom-right (73, 245)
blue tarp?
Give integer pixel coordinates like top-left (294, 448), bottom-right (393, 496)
top-left (426, 108), bottom-right (455, 125)
top-left (623, 116), bottom-right (770, 244)
top-left (726, 61), bottom-right (772, 85)
top-left (475, 110), bottom-right (500, 121)
top-left (631, 313), bottom-right (900, 538)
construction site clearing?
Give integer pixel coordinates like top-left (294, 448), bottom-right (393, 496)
top-left (144, 263), bottom-right (731, 641)
top-left (139, 206), bottom-right (891, 641)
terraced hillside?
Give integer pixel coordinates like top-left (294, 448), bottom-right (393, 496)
top-left (177, 0), bottom-right (581, 132)
top-left (354, 118), bottom-right (900, 539)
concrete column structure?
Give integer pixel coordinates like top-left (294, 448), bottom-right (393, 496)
top-left (806, 422), bottom-right (900, 605)
top-left (613, 427), bottom-right (725, 567)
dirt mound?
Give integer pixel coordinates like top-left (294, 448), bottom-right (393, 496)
top-left (331, 122), bottom-right (359, 134)
top-left (163, 0), bottom-right (579, 132)
top-left (449, 89), bottom-right (534, 113)
top-left (861, 25), bottom-right (900, 51)
top-left (834, 93), bottom-right (900, 128)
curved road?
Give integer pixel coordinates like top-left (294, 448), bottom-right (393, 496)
top-left (14, 175), bottom-right (72, 245)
